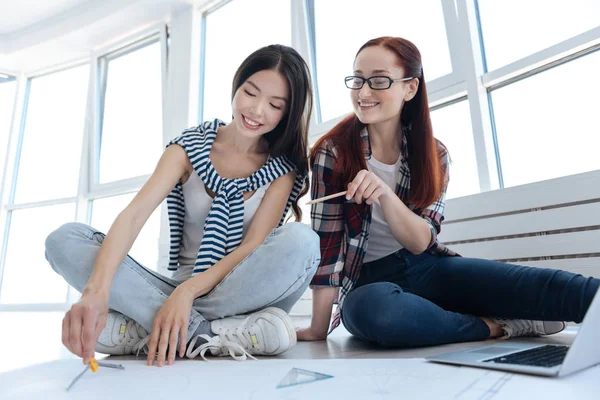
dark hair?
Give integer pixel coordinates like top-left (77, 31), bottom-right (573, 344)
top-left (232, 44), bottom-right (313, 221)
top-left (310, 37), bottom-right (446, 210)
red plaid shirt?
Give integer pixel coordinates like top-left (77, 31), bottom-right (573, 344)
top-left (310, 126), bottom-right (458, 333)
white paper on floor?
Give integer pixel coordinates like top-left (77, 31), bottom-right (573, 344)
top-left (0, 358), bottom-right (598, 400)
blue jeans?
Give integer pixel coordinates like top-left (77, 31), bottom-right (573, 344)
top-left (45, 222), bottom-right (320, 339)
top-left (341, 249), bottom-right (599, 348)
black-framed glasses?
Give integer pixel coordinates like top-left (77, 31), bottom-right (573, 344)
top-left (345, 76), bottom-right (414, 90)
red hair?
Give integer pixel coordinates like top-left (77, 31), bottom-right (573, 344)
top-left (310, 37), bottom-right (446, 210)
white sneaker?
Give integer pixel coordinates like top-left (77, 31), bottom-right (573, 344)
top-left (95, 312), bottom-right (149, 355)
top-left (492, 318), bottom-right (567, 339)
top-left (186, 307), bottom-right (296, 361)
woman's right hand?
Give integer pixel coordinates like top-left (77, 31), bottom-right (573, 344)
top-left (62, 293), bottom-right (109, 364)
top-left (296, 326), bottom-right (328, 341)
top-left (297, 287), bottom-right (337, 341)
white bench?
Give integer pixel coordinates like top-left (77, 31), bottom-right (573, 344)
top-left (438, 170), bottom-right (600, 277)
top-left (291, 170), bottom-right (600, 316)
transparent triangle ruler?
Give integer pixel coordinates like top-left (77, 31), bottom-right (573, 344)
top-left (276, 367), bottom-right (334, 389)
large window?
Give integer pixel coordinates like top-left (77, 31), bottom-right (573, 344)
top-left (491, 49), bottom-right (600, 188)
top-left (201, 0), bottom-right (291, 122)
top-left (431, 100), bottom-right (480, 199)
top-left (1, 204), bottom-right (75, 304)
top-left (91, 193), bottom-right (161, 270)
top-left (478, 0), bottom-right (600, 70)
top-left (99, 40), bottom-right (163, 183)
top-left (14, 66), bottom-right (89, 204)
top-left (0, 65), bottom-right (89, 304)
top-left (0, 29), bottom-right (169, 313)
top-left (0, 78), bottom-right (17, 180)
top-left (313, 0), bottom-right (453, 122)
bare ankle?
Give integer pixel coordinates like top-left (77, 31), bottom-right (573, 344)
top-left (482, 317), bottom-right (504, 338)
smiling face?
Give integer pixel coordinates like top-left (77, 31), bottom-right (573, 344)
top-left (231, 69), bottom-right (289, 139)
top-left (351, 45), bottom-right (418, 125)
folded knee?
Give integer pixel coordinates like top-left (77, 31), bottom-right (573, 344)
top-left (45, 222), bottom-right (96, 270)
top-left (343, 283), bottom-right (414, 346)
top-left (272, 222), bottom-right (321, 267)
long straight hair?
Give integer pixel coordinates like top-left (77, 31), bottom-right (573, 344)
top-left (232, 44), bottom-right (313, 220)
top-left (310, 37), bottom-right (446, 210)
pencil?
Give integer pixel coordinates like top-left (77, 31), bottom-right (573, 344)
top-left (306, 191), bottom-right (348, 205)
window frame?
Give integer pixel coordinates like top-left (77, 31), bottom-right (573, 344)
top-left (0, 24), bottom-right (169, 312)
top-left (91, 28), bottom-right (168, 192)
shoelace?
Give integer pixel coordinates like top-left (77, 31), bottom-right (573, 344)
top-left (117, 319), bottom-right (148, 357)
top-left (186, 324), bottom-right (258, 361)
top-left (494, 318), bottom-right (536, 339)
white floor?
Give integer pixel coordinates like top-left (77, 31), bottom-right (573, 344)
top-left (0, 312), bottom-right (579, 374)
top-left (3, 312), bottom-right (597, 400)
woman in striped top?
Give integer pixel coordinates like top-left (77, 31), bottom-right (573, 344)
top-left (45, 45), bottom-right (320, 367)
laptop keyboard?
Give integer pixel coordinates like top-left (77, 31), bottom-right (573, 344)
top-left (483, 345), bottom-right (569, 368)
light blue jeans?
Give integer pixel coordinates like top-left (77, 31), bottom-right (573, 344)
top-left (45, 222), bottom-right (320, 339)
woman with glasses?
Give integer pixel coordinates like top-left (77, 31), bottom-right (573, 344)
top-left (297, 36), bottom-right (599, 347)
top-left (45, 45), bottom-right (320, 367)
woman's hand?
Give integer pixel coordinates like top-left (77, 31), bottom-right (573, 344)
top-left (146, 285), bottom-right (194, 367)
top-left (346, 169), bottom-right (392, 205)
top-left (62, 293), bottom-right (109, 364)
top-left (296, 326), bottom-right (328, 341)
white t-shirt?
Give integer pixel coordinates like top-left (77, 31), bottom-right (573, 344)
top-left (172, 171), bottom-right (270, 282)
top-left (363, 154), bottom-right (404, 263)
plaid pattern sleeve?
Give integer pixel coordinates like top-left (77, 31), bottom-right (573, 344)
top-left (420, 143), bottom-right (457, 256)
top-left (309, 142), bottom-right (347, 287)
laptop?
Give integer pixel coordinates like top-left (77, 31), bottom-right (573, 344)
top-left (426, 289), bottom-right (600, 377)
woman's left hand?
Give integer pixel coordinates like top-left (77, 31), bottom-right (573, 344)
top-left (346, 169), bottom-right (392, 205)
top-left (146, 285), bottom-right (194, 367)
